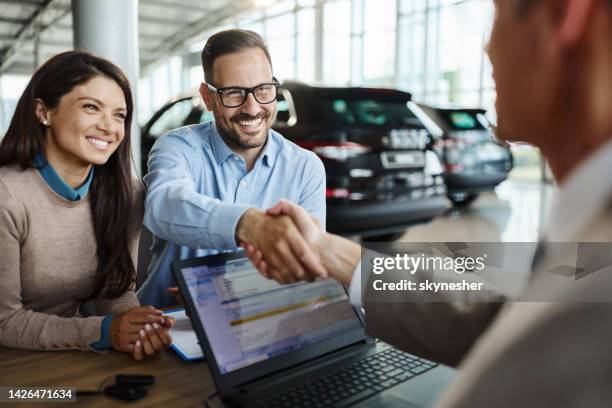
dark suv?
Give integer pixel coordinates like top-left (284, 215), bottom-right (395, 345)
top-left (409, 104), bottom-right (513, 206)
top-left (140, 83), bottom-right (448, 239)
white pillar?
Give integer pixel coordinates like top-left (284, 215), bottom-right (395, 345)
top-left (314, 0), bottom-right (324, 83)
top-left (72, 0), bottom-right (141, 176)
top-left (0, 76), bottom-right (4, 137)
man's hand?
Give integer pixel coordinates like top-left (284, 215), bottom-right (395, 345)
top-left (236, 208), bottom-right (327, 283)
top-left (167, 287), bottom-right (184, 307)
top-left (243, 201), bottom-right (360, 286)
top-left (167, 287), bottom-right (190, 318)
top-left (109, 306), bottom-right (174, 361)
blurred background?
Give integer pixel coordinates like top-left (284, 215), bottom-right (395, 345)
top-left (0, 0), bottom-right (554, 244)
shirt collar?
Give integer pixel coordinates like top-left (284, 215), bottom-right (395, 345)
top-left (210, 122), bottom-right (278, 168)
top-left (35, 154), bottom-right (94, 201)
top-left (210, 123), bottom-right (235, 165)
top-left (544, 139), bottom-right (612, 241)
top-left (258, 130), bottom-right (278, 168)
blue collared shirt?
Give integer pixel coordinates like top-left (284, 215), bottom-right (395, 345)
top-left (137, 121), bottom-right (326, 307)
top-left (36, 155), bottom-right (94, 200)
top-left (35, 155), bottom-right (111, 349)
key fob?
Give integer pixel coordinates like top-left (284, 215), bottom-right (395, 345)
top-left (116, 374), bottom-right (156, 386)
top-left (104, 384), bottom-right (147, 401)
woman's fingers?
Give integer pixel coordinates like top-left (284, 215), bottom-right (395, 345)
top-left (132, 340), bottom-right (144, 361)
top-left (160, 315), bottom-right (175, 328)
top-left (139, 330), bottom-right (156, 356)
top-left (153, 322), bottom-right (172, 345)
top-left (127, 310), bottom-right (166, 325)
top-left (141, 324), bottom-right (164, 352)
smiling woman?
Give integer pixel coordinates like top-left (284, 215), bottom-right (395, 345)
top-left (0, 51), bottom-right (174, 360)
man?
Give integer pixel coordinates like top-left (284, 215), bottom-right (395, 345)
top-left (245, 0), bottom-right (612, 405)
top-left (138, 29), bottom-right (326, 307)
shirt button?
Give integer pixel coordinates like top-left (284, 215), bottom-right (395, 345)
top-left (241, 180), bottom-right (247, 187)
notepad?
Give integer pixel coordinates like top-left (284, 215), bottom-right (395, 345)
top-left (165, 309), bottom-right (205, 361)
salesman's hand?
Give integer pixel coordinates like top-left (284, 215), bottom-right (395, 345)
top-left (243, 200), bottom-right (325, 280)
top-left (244, 200), bottom-right (360, 286)
top-left (236, 208), bottom-right (327, 284)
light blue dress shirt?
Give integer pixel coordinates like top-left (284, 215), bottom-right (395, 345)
top-left (137, 121), bottom-right (326, 307)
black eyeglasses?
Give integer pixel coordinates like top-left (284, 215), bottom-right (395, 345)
top-left (206, 78), bottom-right (280, 108)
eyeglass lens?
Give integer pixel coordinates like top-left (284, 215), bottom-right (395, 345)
top-left (220, 83), bottom-right (277, 107)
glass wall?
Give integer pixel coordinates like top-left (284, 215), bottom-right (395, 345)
top-left (0, 0), bottom-right (498, 135)
top-left (396, 0), bottom-right (494, 110)
top-left (138, 0), bottom-right (496, 123)
top-left (0, 0), bottom-right (539, 181)
top-left (0, 75), bottom-right (30, 137)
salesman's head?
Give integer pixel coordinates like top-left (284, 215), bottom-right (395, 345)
top-left (487, 0), bottom-right (611, 180)
top-left (200, 29), bottom-right (279, 151)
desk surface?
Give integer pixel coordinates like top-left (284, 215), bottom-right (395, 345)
top-left (0, 346), bottom-right (219, 407)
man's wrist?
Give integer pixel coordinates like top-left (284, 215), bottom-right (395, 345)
top-left (318, 232), bottom-right (360, 285)
top-left (235, 208), bottom-right (262, 244)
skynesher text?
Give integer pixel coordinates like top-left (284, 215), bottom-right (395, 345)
top-left (373, 279), bottom-right (484, 293)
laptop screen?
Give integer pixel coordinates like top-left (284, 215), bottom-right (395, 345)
top-left (180, 256), bottom-right (363, 374)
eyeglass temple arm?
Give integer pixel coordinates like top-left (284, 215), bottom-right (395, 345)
top-left (205, 83), bottom-right (219, 93)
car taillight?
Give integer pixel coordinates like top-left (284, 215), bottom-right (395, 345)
top-left (326, 188), bottom-right (350, 198)
top-left (298, 141), bottom-right (371, 161)
top-left (445, 163), bottom-right (465, 173)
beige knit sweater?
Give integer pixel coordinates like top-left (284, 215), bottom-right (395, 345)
top-left (0, 165), bottom-right (142, 351)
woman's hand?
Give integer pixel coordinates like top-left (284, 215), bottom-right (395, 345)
top-left (109, 306), bottom-right (174, 360)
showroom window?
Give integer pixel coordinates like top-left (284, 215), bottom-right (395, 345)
top-left (0, 75), bottom-right (29, 137)
top-left (361, 0), bottom-right (396, 85)
top-left (323, 0), bottom-right (351, 84)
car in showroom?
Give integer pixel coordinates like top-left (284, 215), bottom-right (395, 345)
top-left (409, 103), bottom-right (513, 206)
top-left (140, 83), bottom-right (448, 240)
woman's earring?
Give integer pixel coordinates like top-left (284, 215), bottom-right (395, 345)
top-left (41, 119), bottom-right (48, 125)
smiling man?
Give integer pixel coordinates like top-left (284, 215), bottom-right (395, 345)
top-left (137, 30), bottom-right (326, 307)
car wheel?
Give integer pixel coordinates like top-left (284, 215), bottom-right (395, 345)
top-left (448, 192), bottom-right (479, 207)
top-left (362, 231), bottom-right (406, 242)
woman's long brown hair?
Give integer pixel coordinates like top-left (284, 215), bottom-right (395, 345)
top-left (0, 50), bottom-right (136, 300)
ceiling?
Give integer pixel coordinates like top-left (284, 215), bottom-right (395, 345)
top-left (0, 0), bottom-right (256, 76)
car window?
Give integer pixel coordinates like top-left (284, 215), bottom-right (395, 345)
top-left (198, 109), bottom-right (214, 124)
top-left (439, 111), bottom-right (487, 131)
top-left (148, 99), bottom-right (194, 138)
top-left (274, 89), bottom-right (297, 127)
top-left (321, 98), bottom-right (422, 128)
top-left (276, 93), bottom-right (290, 124)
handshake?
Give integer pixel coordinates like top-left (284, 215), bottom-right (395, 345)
top-left (236, 200), bottom-right (361, 287)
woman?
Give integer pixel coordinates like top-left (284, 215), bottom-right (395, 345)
top-left (0, 50), bottom-right (172, 360)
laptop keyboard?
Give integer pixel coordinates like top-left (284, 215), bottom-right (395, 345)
top-left (252, 347), bottom-right (438, 408)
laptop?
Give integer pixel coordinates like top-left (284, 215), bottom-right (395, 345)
top-left (173, 252), bottom-right (455, 408)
